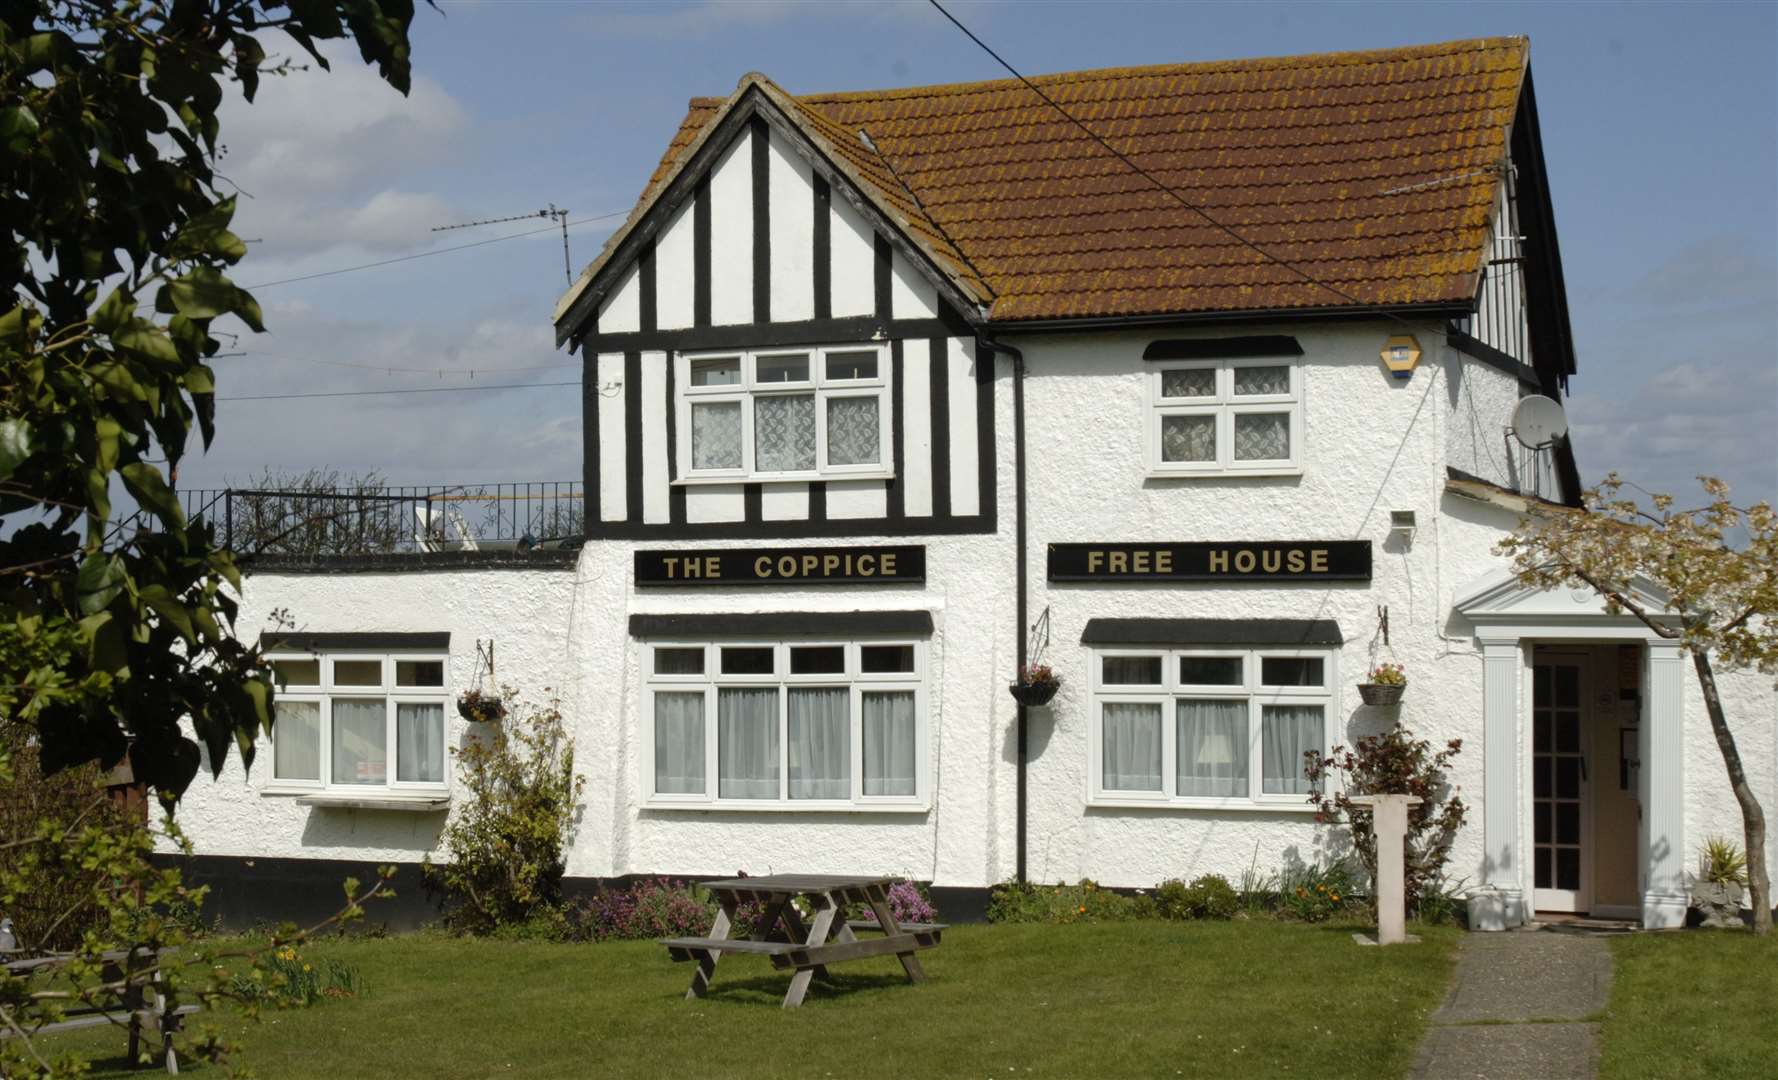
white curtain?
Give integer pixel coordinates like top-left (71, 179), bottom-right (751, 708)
top-left (788, 688), bottom-right (848, 799)
top-left (754, 394), bottom-right (816, 472)
top-left (1161, 414), bottom-right (1216, 462)
top-left (396, 702), bottom-right (444, 783)
top-left (273, 699), bottom-right (321, 782)
top-left (1177, 699), bottom-right (1246, 797)
top-left (331, 698), bottom-right (385, 786)
top-left (826, 396), bottom-right (881, 465)
top-left (718, 688), bottom-right (779, 799)
top-left (1233, 412), bottom-right (1290, 460)
top-left (863, 690), bottom-right (916, 796)
top-left (1261, 704), bottom-right (1321, 794)
top-left (691, 400), bottom-right (742, 469)
top-left (654, 692), bottom-right (705, 794)
top-left (1102, 702), bottom-right (1162, 791)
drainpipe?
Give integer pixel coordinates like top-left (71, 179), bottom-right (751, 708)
top-left (979, 335), bottom-right (1028, 884)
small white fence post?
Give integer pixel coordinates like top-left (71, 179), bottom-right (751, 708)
top-left (1349, 794), bottom-right (1423, 945)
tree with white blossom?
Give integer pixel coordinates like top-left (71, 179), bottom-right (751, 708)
top-left (1497, 475), bottom-right (1777, 935)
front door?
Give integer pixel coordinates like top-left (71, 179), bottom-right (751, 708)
top-left (1533, 656), bottom-right (1591, 913)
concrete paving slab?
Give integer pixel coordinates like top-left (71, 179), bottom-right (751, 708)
top-left (1410, 1022), bottom-right (1599, 1080)
top-left (1433, 932), bottom-right (1613, 1023)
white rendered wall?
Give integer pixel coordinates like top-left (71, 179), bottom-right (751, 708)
top-left (168, 569), bottom-right (581, 865)
top-left (1442, 343), bottom-right (1525, 491)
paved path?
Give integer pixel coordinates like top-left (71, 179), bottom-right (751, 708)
top-left (1410, 929), bottom-right (1615, 1080)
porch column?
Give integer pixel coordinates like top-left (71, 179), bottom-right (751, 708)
top-left (1640, 641), bottom-right (1687, 928)
top-left (1476, 640), bottom-right (1527, 929)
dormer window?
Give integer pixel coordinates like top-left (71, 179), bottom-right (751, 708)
top-left (1146, 357), bottom-right (1303, 476)
top-left (676, 344), bottom-right (892, 483)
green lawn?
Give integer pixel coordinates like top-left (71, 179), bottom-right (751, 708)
top-left (47, 920), bottom-right (1459, 1079)
top-left (1599, 929), bottom-right (1778, 1080)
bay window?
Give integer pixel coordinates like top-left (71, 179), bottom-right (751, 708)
top-left (265, 651), bottom-right (449, 794)
top-left (644, 640), bottom-right (925, 808)
top-left (1090, 645), bottom-right (1332, 807)
top-left (677, 344), bottom-right (891, 482)
top-left (1147, 357), bottom-right (1302, 475)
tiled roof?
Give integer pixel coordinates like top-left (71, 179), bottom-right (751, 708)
top-left (621, 36), bottom-right (1530, 324)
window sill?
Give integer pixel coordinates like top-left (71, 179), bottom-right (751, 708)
top-left (1087, 797), bottom-right (1319, 813)
top-left (641, 799), bottom-right (929, 814)
top-left (671, 471), bottom-right (895, 488)
top-left (1145, 466), bottom-right (1304, 481)
top-left (277, 791), bottom-right (451, 811)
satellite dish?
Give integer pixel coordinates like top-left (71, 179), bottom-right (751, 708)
top-left (1511, 395), bottom-right (1569, 449)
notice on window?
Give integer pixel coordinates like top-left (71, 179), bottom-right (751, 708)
top-left (636, 545), bottom-right (926, 586)
top-left (1047, 541), bottom-right (1370, 583)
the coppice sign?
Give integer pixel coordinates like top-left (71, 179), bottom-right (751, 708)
top-left (1047, 541), bottom-right (1371, 583)
top-left (635, 545), bottom-right (925, 586)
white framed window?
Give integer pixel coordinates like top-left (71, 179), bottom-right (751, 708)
top-left (676, 344), bottom-right (892, 483)
top-left (1146, 358), bottom-right (1302, 476)
top-left (643, 639), bottom-right (927, 810)
top-left (1089, 645), bottom-right (1332, 808)
top-left (264, 651), bottom-right (449, 794)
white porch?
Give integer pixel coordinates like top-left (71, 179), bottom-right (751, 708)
top-left (1455, 571), bottom-right (1687, 930)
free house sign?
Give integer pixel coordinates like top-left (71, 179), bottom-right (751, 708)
top-left (1047, 541), bottom-right (1371, 583)
top-left (636, 544), bottom-right (926, 586)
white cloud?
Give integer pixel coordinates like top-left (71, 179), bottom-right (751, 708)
top-left (593, 0), bottom-right (954, 40)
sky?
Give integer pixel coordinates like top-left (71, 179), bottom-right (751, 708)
top-left (186, 0), bottom-right (1778, 508)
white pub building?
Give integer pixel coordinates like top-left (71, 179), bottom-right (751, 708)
top-left (173, 37), bottom-right (1775, 930)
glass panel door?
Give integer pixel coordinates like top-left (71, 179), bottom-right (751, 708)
top-left (1533, 660), bottom-right (1590, 913)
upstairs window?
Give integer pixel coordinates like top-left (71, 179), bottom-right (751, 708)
top-left (1147, 358), bottom-right (1302, 476)
top-left (677, 344), bottom-right (891, 482)
top-left (265, 651), bottom-right (449, 793)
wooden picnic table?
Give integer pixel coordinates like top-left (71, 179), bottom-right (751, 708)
top-left (2, 947), bottom-right (197, 1074)
top-left (660, 874), bottom-right (944, 1009)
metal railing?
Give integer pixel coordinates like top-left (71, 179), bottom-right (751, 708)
top-left (179, 482), bottom-right (584, 557)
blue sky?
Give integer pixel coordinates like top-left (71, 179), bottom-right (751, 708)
top-left (189, 0), bottom-right (1777, 507)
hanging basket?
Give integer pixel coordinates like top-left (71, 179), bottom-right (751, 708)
top-left (456, 694), bottom-right (507, 724)
top-left (1009, 680), bottom-right (1060, 708)
top-left (1357, 683), bottom-right (1406, 707)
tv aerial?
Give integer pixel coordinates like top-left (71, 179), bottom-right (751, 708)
top-left (432, 204), bottom-right (573, 284)
top-left (1510, 394), bottom-right (1569, 449)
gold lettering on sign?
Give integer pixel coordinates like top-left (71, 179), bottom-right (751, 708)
top-left (1209, 550), bottom-right (1229, 573)
top-left (824, 555), bottom-right (841, 575)
top-left (881, 553), bottom-right (896, 576)
top-left (1133, 550), bottom-right (1151, 574)
top-left (754, 556), bottom-right (772, 577)
top-left (1109, 551), bottom-right (1128, 573)
top-left (1262, 550), bottom-right (1282, 573)
top-left (859, 554), bottom-right (876, 576)
top-left (1234, 550), bottom-right (1256, 573)
top-left (1287, 550), bottom-right (1305, 573)
top-left (1311, 549), bottom-right (1328, 573)
top-left (662, 556), bottom-right (679, 578)
top-left (1155, 550), bottom-right (1173, 574)
top-left (1087, 551), bottom-right (1105, 573)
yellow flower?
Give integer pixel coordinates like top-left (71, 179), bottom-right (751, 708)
top-left (1078, 905), bottom-right (1087, 913)
top-left (1331, 894), bottom-right (1341, 902)
top-left (302, 964), bottom-right (312, 972)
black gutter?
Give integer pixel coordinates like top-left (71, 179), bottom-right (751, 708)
top-left (977, 334), bottom-right (1029, 884)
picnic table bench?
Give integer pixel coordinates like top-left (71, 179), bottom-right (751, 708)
top-left (2, 947), bottom-right (198, 1074)
top-left (660, 874), bottom-right (945, 1009)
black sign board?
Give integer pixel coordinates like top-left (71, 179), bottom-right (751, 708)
top-left (636, 545), bottom-right (925, 587)
top-left (1047, 541), bottom-right (1371, 584)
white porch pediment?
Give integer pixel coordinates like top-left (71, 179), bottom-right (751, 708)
top-left (1454, 568), bottom-right (1676, 641)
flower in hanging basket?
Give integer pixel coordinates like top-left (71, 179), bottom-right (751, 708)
top-left (456, 688), bottom-right (507, 724)
top-left (1358, 663), bottom-right (1407, 706)
top-left (1009, 662), bottom-right (1062, 707)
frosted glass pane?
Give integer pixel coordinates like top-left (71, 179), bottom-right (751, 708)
top-left (826, 396), bottom-right (880, 466)
top-left (755, 394), bottom-right (816, 472)
top-left (1233, 412), bottom-right (1290, 460)
top-left (1161, 414), bottom-right (1215, 462)
top-left (1233, 365), bottom-right (1290, 395)
top-left (691, 401), bottom-right (742, 469)
top-left (1161, 368), bottom-right (1215, 398)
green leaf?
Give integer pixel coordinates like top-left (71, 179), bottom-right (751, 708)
top-left (183, 363), bottom-right (215, 395)
top-left (114, 320), bottom-right (182, 368)
top-left (167, 267), bottom-right (238, 319)
top-left (93, 287), bottom-right (135, 335)
top-left (77, 552), bottom-right (126, 614)
top-left (0, 418), bottom-right (32, 480)
top-left (94, 416), bottom-right (121, 473)
top-left (120, 462), bottom-right (183, 525)
top-left (0, 106), bottom-right (39, 152)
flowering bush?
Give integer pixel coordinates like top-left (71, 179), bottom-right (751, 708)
top-left (1277, 862), bottom-right (1358, 922)
top-left (570, 878), bottom-right (718, 941)
top-left (1015, 662), bottom-right (1060, 687)
top-left (1155, 874), bottom-right (1239, 920)
top-left (854, 880), bottom-right (939, 926)
top-left (1364, 662), bottom-right (1407, 686)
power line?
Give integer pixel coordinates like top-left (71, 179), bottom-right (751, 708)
top-left (923, 0), bottom-right (1472, 337)
top-left (218, 380), bottom-right (580, 402)
top-left (233, 352), bottom-right (578, 377)
top-left (240, 209), bottom-right (628, 291)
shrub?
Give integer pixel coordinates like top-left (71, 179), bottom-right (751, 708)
top-left (231, 946), bottom-right (364, 1006)
top-left (1156, 874), bottom-right (1239, 920)
top-left (424, 692), bottom-right (585, 936)
top-left (1700, 836), bottom-right (1749, 886)
top-left (1305, 727), bottom-right (1467, 919)
top-left (987, 879), bottom-right (1144, 924)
